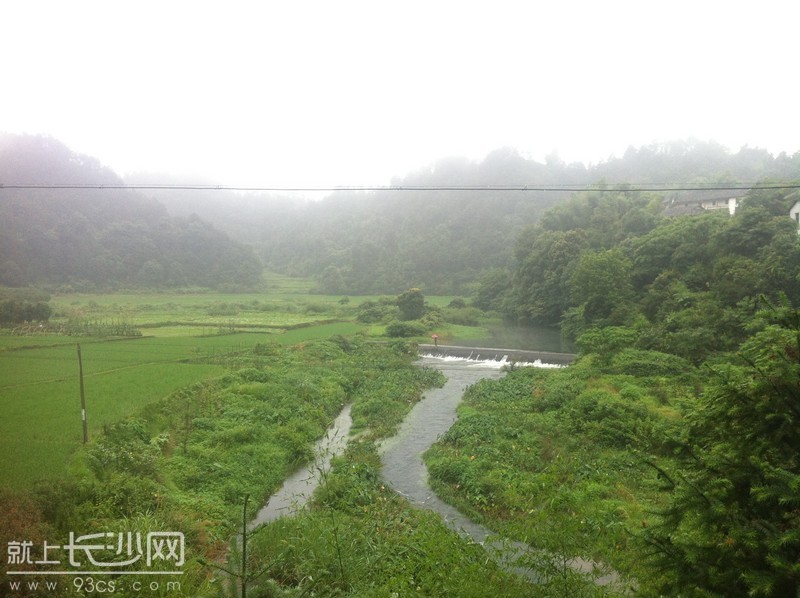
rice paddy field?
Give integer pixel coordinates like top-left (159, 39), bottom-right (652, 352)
top-left (0, 279), bottom-right (376, 489)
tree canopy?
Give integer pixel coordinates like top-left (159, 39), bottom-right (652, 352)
top-left (0, 134), bottom-right (262, 290)
top-left (142, 141), bottom-right (800, 296)
top-left (643, 301), bottom-right (800, 595)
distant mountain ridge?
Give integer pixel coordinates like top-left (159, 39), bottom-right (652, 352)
top-left (154, 143), bottom-right (797, 295)
top-left (0, 134), bottom-right (262, 290)
top-left (3, 134), bottom-right (798, 295)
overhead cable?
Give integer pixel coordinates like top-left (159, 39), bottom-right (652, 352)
top-left (1, 183), bottom-right (799, 193)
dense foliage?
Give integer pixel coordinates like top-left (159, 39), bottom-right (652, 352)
top-left (144, 141), bottom-right (800, 296)
top-left (643, 302), bottom-right (800, 596)
top-left (424, 349), bottom-right (697, 592)
top-left (500, 185), bottom-right (800, 363)
top-left (0, 134), bottom-right (263, 290)
top-left (426, 301), bottom-right (800, 595)
top-left (420, 171), bottom-right (800, 594)
top-left (264, 145), bottom-right (800, 295)
top-left (0, 299), bottom-right (51, 325)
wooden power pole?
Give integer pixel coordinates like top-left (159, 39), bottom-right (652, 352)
top-left (77, 343), bottom-right (88, 443)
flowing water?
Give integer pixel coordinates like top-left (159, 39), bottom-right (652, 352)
top-left (378, 356), bottom-right (543, 579)
top-left (379, 354), bottom-right (617, 585)
top-left (250, 403), bottom-right (354, 529)
top-left (250, 352), bottom-right (617, 586)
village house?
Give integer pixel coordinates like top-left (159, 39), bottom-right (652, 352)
top-left (666, 192), bottom-right (800, 233)
top-left (790, 199), bottom-right (800, 233)
top-left (663, 190), bottom-right (748, 216)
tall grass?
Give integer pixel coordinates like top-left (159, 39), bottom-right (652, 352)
top-left (0, 321), bottom-right (362, 490)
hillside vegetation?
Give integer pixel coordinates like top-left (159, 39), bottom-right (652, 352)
top-left (3, 134), bottom-right (800, 595)
top-left (0, 135), bottom-right (262, 291)
top-left (4, 135), bottom-right (800, 298)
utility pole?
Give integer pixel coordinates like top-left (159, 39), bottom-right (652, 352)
top-left (77, 343), bottom-right (88, 443)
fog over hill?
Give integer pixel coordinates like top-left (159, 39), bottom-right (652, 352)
top-left (133, 141), bottom-right (800, 295)
top-left (0, 134), bottom-right (262, 290)
top-left (3, 133), bottom-right (799, 294)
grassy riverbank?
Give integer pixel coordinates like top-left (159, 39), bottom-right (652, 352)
top-left (2, 336), bottom-right (461, 595)
top-left (0, 332), bottom-right (561, 595)
top-left (423, 350), bottom-right (698, 592)
top-left (0, 283), bottom-right (572, 595)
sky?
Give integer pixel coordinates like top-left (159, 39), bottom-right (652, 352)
top-left (2, 0), bottom-right (799, 189)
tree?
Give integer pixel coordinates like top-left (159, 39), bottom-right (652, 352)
top-left (510, 228), bottom-right (588, 324)
top-left (472, 268), bottom-right (511, 311)
top-left (568, 248), bottom-right (636, 326)
top-left (396, 288), bottom-right (425, 321)
top-left (643, 300), bottom-right (800, 596)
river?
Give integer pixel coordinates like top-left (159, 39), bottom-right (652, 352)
top-left (451, 323), bottom-right (575, 354)
top-left (250, 350), bottom-right (616, 586)
top-left (250, 404), bottom-right (354, 528)
top-left (379, 355), bottom-right (554, 581)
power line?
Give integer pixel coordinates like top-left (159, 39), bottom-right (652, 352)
top-left (1, 183), bottom-right (799, 193)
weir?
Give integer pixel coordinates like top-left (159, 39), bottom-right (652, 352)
top-left (417, 343), bottom-right (577, 366)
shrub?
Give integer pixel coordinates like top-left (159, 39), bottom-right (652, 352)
top-left (87, 420), bottom-right (162, 479)
top-left (442, 306), bottom-right (482, 326)
top-left (531, 372), bottom-right (584, 412)
top-left (447, 298), bottom-right (467, 309)
top-left (567, 389), bottom-right (650, 447)
top-left (356, 300), bottom-right (396, 323)
top-left (608, 348), bottom-right (693, 377)
top-left (385, 320), bottom-right (426, 338)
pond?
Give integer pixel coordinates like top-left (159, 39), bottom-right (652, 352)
top-left (450, 323), bottom-right (575, 354)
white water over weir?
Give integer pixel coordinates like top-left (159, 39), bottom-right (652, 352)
top-left (417, 343), bottom-right (577, 366)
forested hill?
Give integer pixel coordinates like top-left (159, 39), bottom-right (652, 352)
top-left (147, 143), bottom-right (800, 295)
top-left (0, 134), bottom-right (262, 290)
top-left (3, 135), bottom-right (798, 295)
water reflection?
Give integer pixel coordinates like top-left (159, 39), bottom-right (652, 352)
top-left (451, 323), bottom-right (575, 354)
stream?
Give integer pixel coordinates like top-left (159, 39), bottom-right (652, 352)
top-left (249, 404), bottom-right (354, 529)
top-left (379, 355), bottom-right (575, 582)
top-left (251, 352), bottom-right (616, 586)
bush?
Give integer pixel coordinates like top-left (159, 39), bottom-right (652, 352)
top-left (608, 348), bottom-right (693, 377)
top-left (530, 372), bottom-right (584, 412)
top-left (0, 300), bottom-right (52, 325)
top-left (442, 306), bottom-right (482, 326)
top-left (385, 320), bottom-right (426, 338)
top-left (447, 298), bottom-right (467, 309)
top-left (356, 300), bottom-right (396, 323)
top-left (87, 420), bottom-right (162, 479)
top-left (567, 388), bottom-right (650, 447)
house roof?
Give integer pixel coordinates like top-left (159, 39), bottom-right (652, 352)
top-left (663, 189), bottom-right (748, 217)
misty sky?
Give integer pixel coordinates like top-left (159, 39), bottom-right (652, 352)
top-left (2, 0), bottom-right (798, 189)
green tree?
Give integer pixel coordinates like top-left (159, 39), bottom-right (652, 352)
top-left (569, 248), bottom-right (636, 326)
top-left (472, 268), bottom-right (511, 311)
top-left (575, 326), bottom-right (638, 365)
top-left (397, 288), bottom-right (425, 321)
top-left (511, 228), bottom-right (588, 324)
top-left (643, 301), bottom-right (800, 596)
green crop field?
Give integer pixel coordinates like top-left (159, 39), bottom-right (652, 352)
top-left (0, 284), bottom-right (373, 490)
top-left (0, 280), bottom-right (475, 490)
